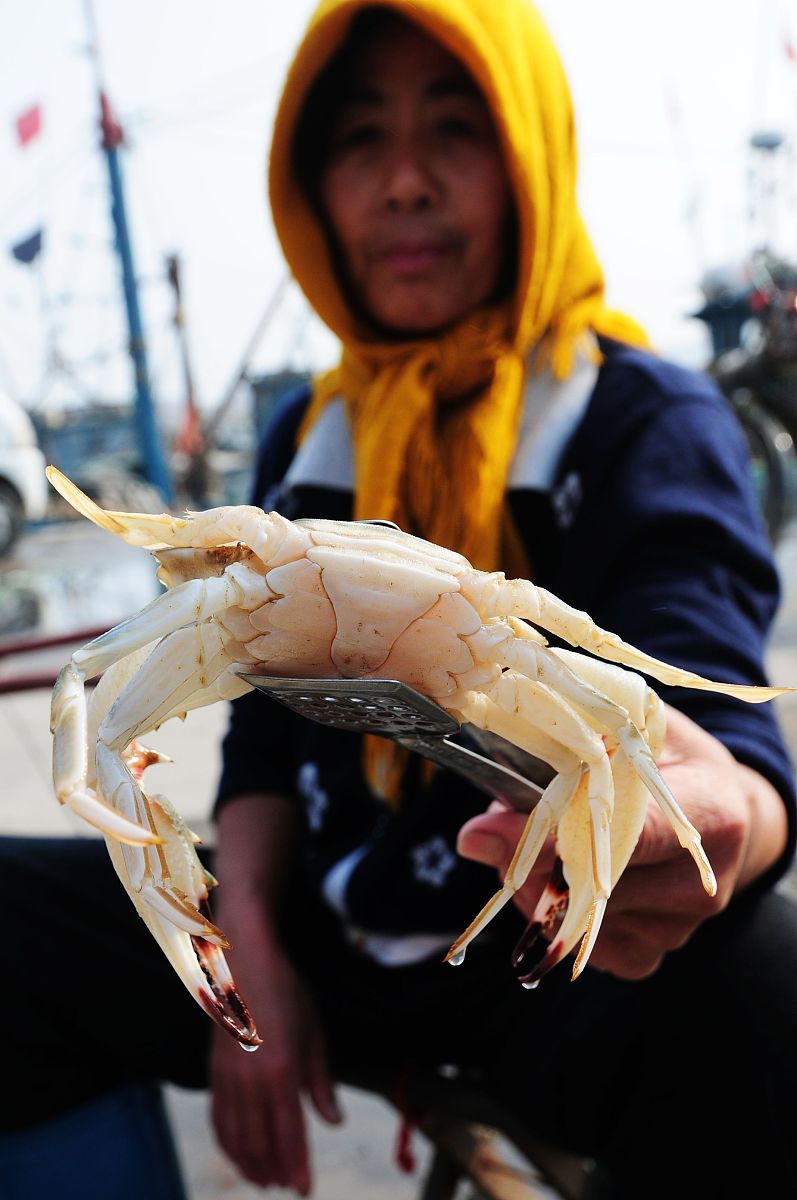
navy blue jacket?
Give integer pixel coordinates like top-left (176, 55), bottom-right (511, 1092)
top-left (216, 341), bottom-right (796, 947)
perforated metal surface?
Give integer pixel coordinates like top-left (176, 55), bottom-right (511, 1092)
top-left (238, 673), bottom-right (544, 811)
top-left (239, 676), bottom-right (458, 737)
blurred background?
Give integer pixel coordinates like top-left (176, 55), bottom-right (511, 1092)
top-left (1, 3), bottom-right (797, 1196)
top-left (0, 0), bottom-right (795, 522)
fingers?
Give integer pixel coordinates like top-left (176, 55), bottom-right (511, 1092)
top-left (304, 1021), bottom-right (343, 1128)
top-left (211, 1066), bottom-right (278, 1189)
top-left (458, 804), bottom-right (724, 978)
top-left (210, 1035), bottom-right (313, 1194)
top-left (582, 903), bottom-right (699, 978)
top-left (267, 1064), bottom-right (313, 1196)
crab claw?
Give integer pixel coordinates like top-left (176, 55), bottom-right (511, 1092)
top-left (510, 769), bottom-right (609, 986)
top-left (192, 934), bottom-right (261, 1048)
top-left (511, 856), bottom-right (571, 984)
top-left (104, 793), bottom-right (261, 1048)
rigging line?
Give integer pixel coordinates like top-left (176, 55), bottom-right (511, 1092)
top-left (60, 340), bottom-right (130, 369)
top-left (147, 122), bottom-right (267, 147)
top-left (40, 350), bottom-right (108, 406)
top-left (145, 336), bottom-right (177, 401)
top-left (20, 171), bottom-right (109, 388)
top-left (204, 273), bottom-right (291, 442)
top-left (125, 52), bottom-right (285, 128)
top-left (129, 154), bottom-right (169, 255)
top-left (127, 79), bottom-right (272, 133)
top-left (284, 306), bottom-right (313, 370)
top-left (128, 97), bottom-right (270, 140)
top-left (39, 314), bottom-right (133, 397)
top-left (44, 174), bottom-right (107, 340)
top-left (0, 128), bottom-right (94, 234)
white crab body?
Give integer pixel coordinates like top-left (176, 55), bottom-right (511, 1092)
top-left (46, 467), bottom-right (789, 1045)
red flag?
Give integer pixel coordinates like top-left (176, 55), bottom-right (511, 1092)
top-left (175, 402), bottom-right (204, 456)
top-left (15, 104), bottom-right (42, 147)
top-left (785, 26), bottom-right (797, 64)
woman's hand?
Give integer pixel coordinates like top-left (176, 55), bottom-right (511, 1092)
top-left (457, 704), bottom-right (788, 979)
top-left (210, 793), bottom-right (342, 1193)
top-left (209, 916), bottom-right (341, 1195)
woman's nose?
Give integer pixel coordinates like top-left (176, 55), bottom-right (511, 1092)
top-left (382, 144), bottom-right (439, 211)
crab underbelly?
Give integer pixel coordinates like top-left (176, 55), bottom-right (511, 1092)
top-left (243, 550), bottom-right (474, 688)
top-left (365, 613), bottom-right (477, 696)
top-left (246, 599), bottom-right (338, 675)
top-left (242, 575), bottom-right (482, 695)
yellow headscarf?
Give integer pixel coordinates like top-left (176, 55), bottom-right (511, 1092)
top-left (268, 0), bottom-right (649, 800)
top-left (269, 0), bottom-right (647, 567)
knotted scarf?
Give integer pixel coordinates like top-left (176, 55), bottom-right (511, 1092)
top-left (300, 306), bottom-right (529, 575)
top-left (268, 0), bottom-right (650, 802)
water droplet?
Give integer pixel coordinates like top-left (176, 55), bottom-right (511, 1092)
top-left (521, 979), bottom-right (539, 990)
top-left (448, 947), bottom-right (467, 967)
top-left (240, 1041), bottom-right (260, 1053)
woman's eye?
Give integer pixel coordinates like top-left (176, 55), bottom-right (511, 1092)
top-left (437, 116), bottom-right (478, 138)
top-left (333, 123), bottom-right (381, 151)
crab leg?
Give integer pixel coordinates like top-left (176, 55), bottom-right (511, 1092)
top-left (487, 673), bottom-right (618, 944)
top-left (93, 621), bottom-right (241, 870)
top-left (71, 564), bottom-right (263, 683)
top-left (519, 745), bottom-right (651, 984)
top-left (51, 662), bottom-right (162, 844)
top-left (512, 771), bottom-right (604, 982)
top-left (68, 646), bottom-right (228, 949)
top-left (473, 575), bottom-right (792, 702)
top-left (98, 624), bottom-right (247, 748)
top-left (46, 465), bottom-right (309, 564)
top-left (519, 649), bottom-right (712, 961)
top-left (502, 639), bottom-right (717, 895)
top-left (448, 628), bottom-right (715, 980)
top-left (52, 566), bottom-right (257, 843)
top-left (495, 647), bottom-right (696, 982)
top-left (446, 767), bottom-right (584, 965)
top-left (447, 675), bottom-right (619, 963)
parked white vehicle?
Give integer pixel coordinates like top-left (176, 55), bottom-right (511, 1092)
top-left (0, 391), bottom-right (47, 555)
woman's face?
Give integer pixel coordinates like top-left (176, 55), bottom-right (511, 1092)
top-left (317, 18), bottom-right (513, 336)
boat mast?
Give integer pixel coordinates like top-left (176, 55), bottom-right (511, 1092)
top-left (83, 0), bottom-right (173, 502)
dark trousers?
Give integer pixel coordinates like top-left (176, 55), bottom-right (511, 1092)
top-left (4, 833), bottom-right (797, 1199)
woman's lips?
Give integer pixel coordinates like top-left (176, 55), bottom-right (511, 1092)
top-left (376, 242), bottom-right (449, 274)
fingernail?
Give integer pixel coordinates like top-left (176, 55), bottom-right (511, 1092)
top-left (457, 830), bottom-right (505, 866)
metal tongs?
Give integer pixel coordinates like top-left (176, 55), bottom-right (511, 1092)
top-left (237, 672), bottom-right (551, 812)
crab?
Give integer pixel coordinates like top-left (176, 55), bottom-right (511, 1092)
top-left (46, 465), bottom-right (790, 1046)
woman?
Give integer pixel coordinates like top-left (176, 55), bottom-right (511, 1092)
top-left (212, 2), bottom-right (797, 1197)
top-left (2, 2), bottom-right (795, 1198)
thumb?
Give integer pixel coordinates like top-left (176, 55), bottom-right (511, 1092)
top-left (457, 810), bottom-right (526, 867)
top-left (458, 810), bottom-right (557, 878)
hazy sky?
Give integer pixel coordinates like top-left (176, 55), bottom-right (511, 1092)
top-left (1, 0), bottom-right (796, 417)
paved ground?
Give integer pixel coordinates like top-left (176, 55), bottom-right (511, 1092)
top-left (2, 514), bottom-right (797, 1196)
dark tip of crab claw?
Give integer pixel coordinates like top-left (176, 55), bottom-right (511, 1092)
top-left (511, 856), bottom-right (569, 989)
top-left (193, 936), bottom-right (262, 1049)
